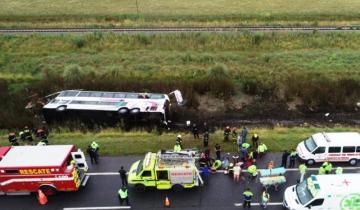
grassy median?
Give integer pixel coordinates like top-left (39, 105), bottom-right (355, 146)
top-left (1, 0), bottom-right (360, 28)
top-left (1, 126), bottom-right (359, 155)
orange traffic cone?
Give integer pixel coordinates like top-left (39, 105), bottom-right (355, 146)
top-left (37, 189), bottom-right (48, 205)
top-left (164, 196), bottom-right (171, 207)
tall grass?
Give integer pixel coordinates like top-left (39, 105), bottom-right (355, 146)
top-left (1, 32), bottom-right (360, 128)
top-left (2, 0), bottom-right (360, 28)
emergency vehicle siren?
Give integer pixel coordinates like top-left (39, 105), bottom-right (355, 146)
top-left (164, 195), bottom-right (171, 207)
top-left (37, 189), bottom-right (48, 205)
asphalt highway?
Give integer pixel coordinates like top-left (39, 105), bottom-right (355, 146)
top-left (1, 153), bottom-right (359, 210)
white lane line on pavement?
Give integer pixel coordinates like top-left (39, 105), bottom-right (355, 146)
top-left (234, 202), bottom-right (283, 207)
top-left (64, 206), bottom-right (131, 210)
top-left (86, 167), bottom-right (360, 176)
top-left (86, 172), bottom-right (119, 176)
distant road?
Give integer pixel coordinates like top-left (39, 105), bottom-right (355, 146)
top-left (1, 26), bottom-right (360, 34)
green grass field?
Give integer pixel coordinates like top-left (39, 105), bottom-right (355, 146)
top-left (1, 127), bottom-right (359, 155)
top-left (1, 0), bottom-right (360, 28)
top-left (1, 32), bottom-right (360, 128)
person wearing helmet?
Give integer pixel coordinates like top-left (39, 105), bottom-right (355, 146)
top-left (252, 133), bottom-right (259, 147)
top-left (176, 134), bottom-right (183, 149)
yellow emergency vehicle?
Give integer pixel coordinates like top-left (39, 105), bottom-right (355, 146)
top-left (128, 150), bottom-right (203, 191)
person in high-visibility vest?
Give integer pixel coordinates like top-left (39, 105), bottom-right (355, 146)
top-left (318, 165), bottom-right (326, 175)
top-left (118, 186), bottom-right (130, 206)
top-left (257, 143), bottom-right (267, 159)
top-left (335, 167), bottom-right (343, 174)
top-left (242, 188), bottom-right (254, 208)
top-left (91, 141), bottom-right (99, 151)
top-left (261, 190), bottom-right (270, 208)
top-left (298, 163), bottom-right (307, 183)
top-left (174, 143), bottom-right (181, 152)
top-left (247, 164), bottom-right (257, 181)
top-left (90, 141), bottom-right (100, 163)
top-left (322, 161), bottom-right (332, 174)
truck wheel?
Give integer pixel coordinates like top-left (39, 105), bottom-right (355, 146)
top-left (172, 184), bottom-right (184, 192)
top-left (306, 159), bottom-right (315, 166)
top-left (349, 159), bottom-right (357, 166)
top-left (39, 185), bottom-right (57, 196)
top-left (134, 184), bottom-right (145, 192)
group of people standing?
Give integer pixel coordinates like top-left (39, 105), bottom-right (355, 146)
top-left (8, 126), bottom-right (49, 146)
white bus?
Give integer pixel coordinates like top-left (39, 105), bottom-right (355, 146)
top-left (43, 90), bottom-right (183, 125)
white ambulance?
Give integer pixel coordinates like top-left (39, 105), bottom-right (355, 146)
top-left (283, 174), bottom-right (360, 210)
top-left (296, 132), bottom-right (360, 165)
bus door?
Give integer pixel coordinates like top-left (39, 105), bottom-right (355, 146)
top-left (156, 170), bottom-right (171, 190)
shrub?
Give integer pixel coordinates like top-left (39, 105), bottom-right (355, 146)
top-left (72, 36), bottom-right (86, 48)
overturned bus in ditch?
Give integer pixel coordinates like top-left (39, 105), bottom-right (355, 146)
top-left (42, 90), bottom-right (184, 125)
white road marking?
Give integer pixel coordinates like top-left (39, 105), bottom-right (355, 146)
top-left (86, 172), bottom-right (119, 176)
top-left (64, 206), bottom-right (131, 210)
top-left (234, 202), bottom-right (283, 207)
top-left (86, 167), bottom-right (360, 176)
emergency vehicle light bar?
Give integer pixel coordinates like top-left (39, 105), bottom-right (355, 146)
top-left (322, 132), bottom-right (331, 142)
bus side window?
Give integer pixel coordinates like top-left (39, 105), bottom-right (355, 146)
top-left (313, 147), bottom-right (326, 154)
top-left (356, 146), bottom-right (360, 153)
top-left (343, 146), bottom-right (355, 153)
top-left (306, 198), bottom-right (324, 207)
top-left (328, 147), bottom-right (341, 153)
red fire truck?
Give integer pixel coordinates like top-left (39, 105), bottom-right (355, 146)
top-left (0, 145), bottom-right (89, 196)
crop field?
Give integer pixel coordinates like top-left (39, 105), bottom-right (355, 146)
top-left (1, 32), bottom-right (360, 128)
top-left (1, 0), bottom-right (360, 28)
top-left (1, 126), bottom-right (359, 155)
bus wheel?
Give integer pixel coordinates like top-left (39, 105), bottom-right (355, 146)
top-left (39, 185), bottom-right (57, 196)
top-left (349, 159), bottom-right (357, 166)
top-left (172, 184), bottom-right (184, 192)
top-left (118, 108), bottom-right (129, 115)
top-left (56, 105), bottom-right (67, 112)
top-left (134, 184), bottom-right (145, 192)
top-left (306, 159), bottom-right (315, 166)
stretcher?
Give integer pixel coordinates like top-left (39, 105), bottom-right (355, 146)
top-left (259, 167), bottom-right (286, 177)
top-left (259, 175), bottom-right (286, 191)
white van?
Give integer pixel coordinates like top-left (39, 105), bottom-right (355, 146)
top-left (283, 174), bottom-right (360, 210)
top-left (296, 132), bottom-right (360, 165)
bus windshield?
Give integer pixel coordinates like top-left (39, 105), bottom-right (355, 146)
top-left (304, 137), bottom-right (317, 152)
top-left (296, 180), bottom-right (314, 205)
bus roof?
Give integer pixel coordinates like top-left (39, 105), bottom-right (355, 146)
top-left (312, 132), bottom-right (360, 147)
top-left (0, 145), bottom-right (74, 169)
top-left (308, 174), bottom-right (360, 196)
